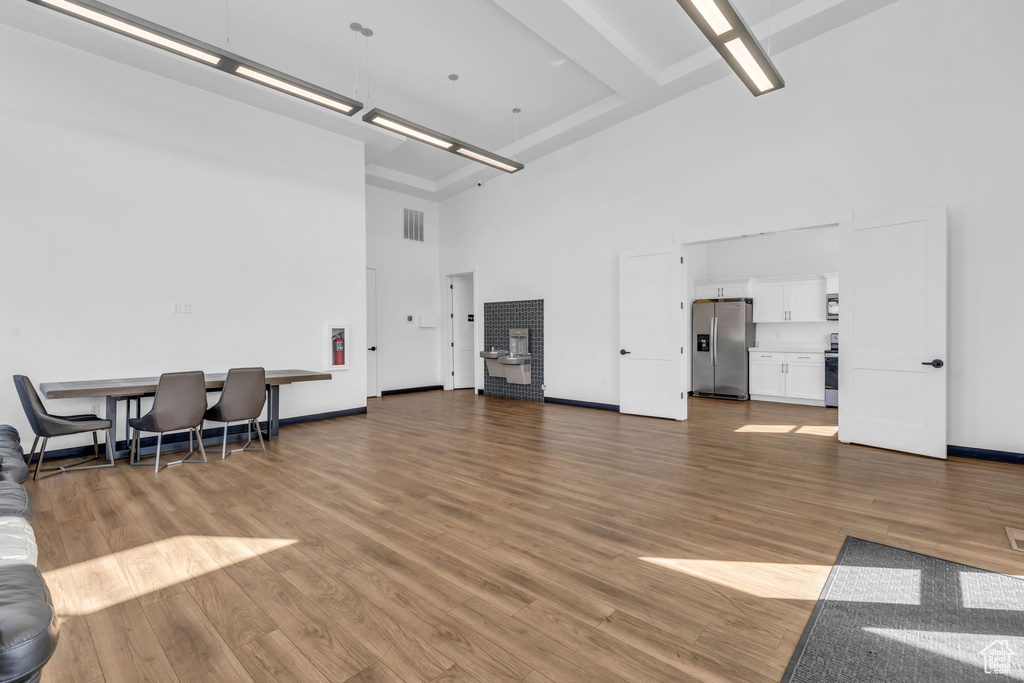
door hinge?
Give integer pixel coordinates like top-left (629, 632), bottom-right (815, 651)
top-left (681, 347), bottom-right (684, 354)
top-left (681, 392), bottom-right (685, 399)
top-left (450, 284), bottom-right (454, 289)
top-left (680, 302), bottom-right (685, 309)
top-left (680, 256), bottom-right (684, 264)
top-left (451, 371), bottom-right (455, 376)
top-left (451, 342), bottom-right (454, 347)
top-left (450, 313), bottom-right (454, 318)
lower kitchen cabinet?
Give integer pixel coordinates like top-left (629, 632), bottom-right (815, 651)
top-left (749, 351), bottom-right (824, 402)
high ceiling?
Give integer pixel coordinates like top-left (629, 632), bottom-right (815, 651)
top-left (1, 0), bottom-right (896, 199)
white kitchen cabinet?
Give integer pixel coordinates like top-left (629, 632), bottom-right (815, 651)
top-left (752, 277), bottom-right (826, 322)
top-left (789, 278), bottom-right (827, 322)
top-left (751, 282), bottom-right (787, 322)
top-left (785, 353), bottom-right (825, 400)
top-left (749, 351), bottom-right (825, 402)
top-left (693, 279), bottom-right (751, 300)
top-left (749, 352), bottom-right (786, 396)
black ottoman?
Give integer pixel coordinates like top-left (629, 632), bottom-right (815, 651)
top-left (0, 483), bottom-right (32, 520)
top-left (0, 455), bottom-right (29, 485)
top-left (0, 564), bottom-right (58, 683)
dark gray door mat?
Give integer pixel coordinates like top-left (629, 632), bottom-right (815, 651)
top-left (782, 537), bottom-right (1024, 682)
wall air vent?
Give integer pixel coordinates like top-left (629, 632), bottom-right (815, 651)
top-left (403, 208), bottom-right (424, 242)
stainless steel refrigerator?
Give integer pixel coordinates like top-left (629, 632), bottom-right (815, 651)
top-left (692, 299), bottom-right (756, 400)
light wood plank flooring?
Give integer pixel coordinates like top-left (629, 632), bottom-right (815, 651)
top-left (28, 392), bottom-right (1024, 682)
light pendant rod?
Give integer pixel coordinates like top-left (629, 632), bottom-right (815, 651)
top-left (363, 108), bottom-right (524, 174)
top-left (676, 0), bottom-right (784, 96)
top-left (27, 0), bottom-right (363, 115)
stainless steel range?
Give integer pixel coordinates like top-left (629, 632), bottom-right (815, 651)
top-left (824, 332), bottom-right (838, 408)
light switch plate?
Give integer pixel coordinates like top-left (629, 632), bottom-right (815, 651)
top-left (171, 302), bottom-right (181, 314)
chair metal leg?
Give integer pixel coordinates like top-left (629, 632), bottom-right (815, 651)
top-left (27, 437), bottom-right (39, 466)
top-left (32, 438), bottom-right (47, 481)
top-left (106, 429), bottom-right (116, 466)
top-left (253, 419), bottom-right (266, 451)
top-left (194, 428), bottom-right (207, 463)
top-left (155, 433), bottom-right (162, 473)
top-left (92, 431), bottom-right (99, 457)
top-left (222, 422), bottom-right (229, 459)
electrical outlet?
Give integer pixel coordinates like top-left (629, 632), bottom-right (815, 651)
top-left (182, 302), bottom-right (191, 314)
top-left (171, 302), bottom-right (181, 314)
top-left (88, 403), bottom-right (98, 416)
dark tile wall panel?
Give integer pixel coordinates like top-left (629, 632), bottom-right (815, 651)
top-left (483, 299), bottom-right (544, 402)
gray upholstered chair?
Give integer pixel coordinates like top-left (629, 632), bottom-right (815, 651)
top-left (129, 371), bottom-right (208, 472)
top-left (203, 367), bottom-right (266, 458)
top-left (13, 375), bottom-right (114, 481)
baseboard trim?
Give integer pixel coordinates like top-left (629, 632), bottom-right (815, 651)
top-left (279, 407), bottom-right (367, 426)
top-left (948, 445), bottom-right (1024, 465)
top-left (544, 397), bottom-right (620, 413)
top-left (380, 385), bottom-right (444, 397)
top-left (24, 406), bottom-right (367, 463)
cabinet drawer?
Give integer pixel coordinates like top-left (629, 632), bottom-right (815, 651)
top-left (749, 351), bottom-right (786, 362)
top-left (785, 352), bottom-right (823, 364)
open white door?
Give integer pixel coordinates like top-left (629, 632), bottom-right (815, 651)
top-left (619, 245), bottom-right (686, 420)
top-left (839, 207), bottom-right (947, 458)
top-left (452, 275), bottom-right (475, 389)
top-left (366, 268), bottom-right (379, 398)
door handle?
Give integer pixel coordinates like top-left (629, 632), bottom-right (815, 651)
top-left (922, 359), bottom-right (944, 368)
top-left (620, 349), bottom-right (630, 355)
top-left (368, 346), bottom-right (377, 351)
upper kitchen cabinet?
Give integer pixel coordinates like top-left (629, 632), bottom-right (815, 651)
top-left (694, 279), bottom-right (752, 300)
top-left (752, 276), bottom-right (827, 322)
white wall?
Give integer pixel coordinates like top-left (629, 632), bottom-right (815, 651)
top-left (440, 0), bottom-right (1024, 453)
top-left (704, 228), bottom-right (839, 281)
top-left (365, 186), bottom-right (442, 392)
top-left (0, 24), bottom-right (367, 446)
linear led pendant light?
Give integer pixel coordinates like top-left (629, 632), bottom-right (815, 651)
top-left (676, 0), bottom-right (784, 96)
top-left (26, 0), bottom-right (363, 115)
top-left (363, 108), bottom-right (524, 174)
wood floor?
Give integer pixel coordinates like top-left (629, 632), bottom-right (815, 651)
top-left (28, 391), bottom-right (1024, 683)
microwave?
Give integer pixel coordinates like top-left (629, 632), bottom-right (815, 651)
top-left (826, 293), bottom-right (839, 320)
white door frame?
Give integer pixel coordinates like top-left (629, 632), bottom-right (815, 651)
top-left (442, 270), bottom-right (479, 391)
top-left (366, 267), bottom-right (380, 398)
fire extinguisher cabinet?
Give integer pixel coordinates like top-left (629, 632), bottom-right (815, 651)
top-left (326, 323), bottom-right (349, 370)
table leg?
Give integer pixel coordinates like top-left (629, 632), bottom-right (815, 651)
top-left (261, 385), bottom-right (280, 441)
top-left (105, 396), bottom-right (122, 458)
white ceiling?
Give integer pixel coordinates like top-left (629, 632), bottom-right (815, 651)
top-left (0, 0), bottom-right (898, 199)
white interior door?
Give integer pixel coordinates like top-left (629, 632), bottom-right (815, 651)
top-left (452, 275), bottom-right (475, 389)
top-left (619, 245), bottom-right (686, 420)
top-left (839, 207), bottom-right (947, 458)
top-left (366, 268), bottom-right (379, 398)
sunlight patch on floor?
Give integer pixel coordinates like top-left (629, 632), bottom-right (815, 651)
top-left (734, 424), bottom-right (838, 436)
top-left (735, 424), bottom-right (797, 434)
top-left (864, 628), bottom-right (1024, 680)
top-left (44, 535), bottom-right (296, 616)
top-left (795, 425), bottom-right (839, 436)
top-left (639, 557), bottom-right (830, 599)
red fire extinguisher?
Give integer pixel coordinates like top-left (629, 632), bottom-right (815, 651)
top-left (333, 331), bottom-right (345, 366)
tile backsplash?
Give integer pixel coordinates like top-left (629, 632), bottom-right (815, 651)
top-left (483, 299), bottom-right (544, 402)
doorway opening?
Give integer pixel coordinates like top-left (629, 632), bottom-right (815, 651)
top-left (446, 272), bottom-right (476, 390)
top-left (677, 218), bottom-right (845, 439)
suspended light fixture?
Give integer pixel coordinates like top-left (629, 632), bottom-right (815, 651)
top-left (675, 0), bottom-right (784, 96)
top-left (362, 108), bottom-right (524, 173)
top-left (26, 0), bottom-right (363, 115)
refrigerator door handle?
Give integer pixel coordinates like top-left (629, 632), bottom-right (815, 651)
top-left (711, 316), bottom-right (717, 367)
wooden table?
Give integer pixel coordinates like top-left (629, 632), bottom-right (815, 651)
top-left (40, 369), bottom-right (331, 459)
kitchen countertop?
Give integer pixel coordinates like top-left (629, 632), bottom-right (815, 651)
top-left (748, 346), bottom-right (827, 354)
